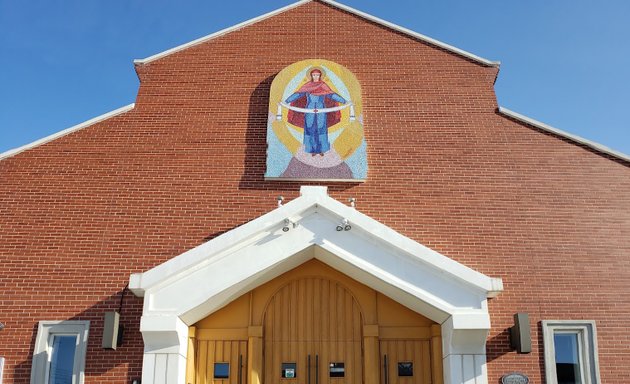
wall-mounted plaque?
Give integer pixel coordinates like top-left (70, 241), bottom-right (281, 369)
top-left (265, 59), bottom-right (366, 181)
top-left (501, 372), bottom-right (529, 384)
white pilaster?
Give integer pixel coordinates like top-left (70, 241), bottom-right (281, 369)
top-left (140, 315), bottom-right (189, 384)
top-left (441, 314), bottom-right (490, 384)
top-left (443, 354), bottom-right (488, 384)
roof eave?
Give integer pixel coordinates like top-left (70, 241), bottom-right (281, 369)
top-left (0, 104), bottom-right (135, 161)
top-left (499, 106), bottom-right (630, 164)
top-left (130, 186), bottom-right (503, 298)
top-left (133, 0), bottom-right (312, 65)
top-left (323, 0), bottom-right (500, 67)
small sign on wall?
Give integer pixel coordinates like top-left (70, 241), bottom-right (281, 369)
top-left (501, 372), bottom-right (529, 384)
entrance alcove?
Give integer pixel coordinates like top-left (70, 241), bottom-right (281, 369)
top-left (186, 259), bottom-right (443, 384)
top-left (129, 186), bottom-right (503, 384)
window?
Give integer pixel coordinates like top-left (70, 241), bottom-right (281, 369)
top-left (31, 321), bottom-right (89, 384)
top-left (542, 321), bottom-right (600, 384)
top-left (398, 362), bottom-right (413, 377)
top-left (214, 363), bottom-right (230, 379)
top-left (329, 362), bottom-right (344, 378)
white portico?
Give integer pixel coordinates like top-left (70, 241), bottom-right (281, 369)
top-left (129, 186), bottom-right (503, 384)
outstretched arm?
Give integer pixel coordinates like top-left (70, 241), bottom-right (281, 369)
top-left (285, 92), bottom-right (305, 103)
top-left (327, 93), bottom-right (346, 103)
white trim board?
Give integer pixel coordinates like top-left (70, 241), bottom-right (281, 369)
top-left (499, 106), bottom-right (630, 163)
top-left (0, 104), bottom-right (135, 161)
top-left (133, 0), bottom-right (499, 67)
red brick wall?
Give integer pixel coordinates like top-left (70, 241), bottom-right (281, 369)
top-left (1, 2), bottom-right (629, 383)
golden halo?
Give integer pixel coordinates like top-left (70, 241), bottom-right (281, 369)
top-left (305, 66), bottom-right (326, 81)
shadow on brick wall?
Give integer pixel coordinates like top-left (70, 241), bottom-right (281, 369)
top-left (12, 286), bottom-right (144, 382)
top-left (486, 327), bottom-right (511, 363)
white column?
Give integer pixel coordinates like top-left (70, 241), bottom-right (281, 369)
top-left (441, 314), bottom-right (490, 384)
top-left (0, 356), bottom-right (5, 384)
top-left (140, 315), bottom-right (189, 384)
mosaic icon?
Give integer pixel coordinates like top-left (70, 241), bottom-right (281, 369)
top-left (265, 59), bottom-right (366, 181)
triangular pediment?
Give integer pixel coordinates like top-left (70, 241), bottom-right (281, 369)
top-left (130, 186), bottom-right (502, 326)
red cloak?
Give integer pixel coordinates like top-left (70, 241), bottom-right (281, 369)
top-left (287, 81), bottom-right (342, 128)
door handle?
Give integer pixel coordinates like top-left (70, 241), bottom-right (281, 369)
top-left (315, 355), bottom-right (319, 384)
top-left (384, 354), bottom-right (389, 384)
top-left (308, 355), bottom-right (311, 384)
top-left (238, 354), bottom-right (243, 384)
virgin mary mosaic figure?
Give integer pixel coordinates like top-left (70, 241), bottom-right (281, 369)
top-left (284, 68), bottom-right (346, 157)
top-left (265, 59), bottom-right (367, 181)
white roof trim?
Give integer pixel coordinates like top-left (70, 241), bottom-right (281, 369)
top-left (134, 0), bottom-right (499, 67)
top-left (130, 186), bottom-right (503, 299)
top-left (326, 0), bottom-right (499, 67)
top-left (130, 186), bottom-right (502, 326)
top-left (499, 106), bottom-right (630, 163)
top-left (134, 0), bottom-right (310, 65)
top-left (0, 103), bottom-right (135, 161)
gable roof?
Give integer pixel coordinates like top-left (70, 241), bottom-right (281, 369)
top-left (133, 0), bottom-right (500, 67)
top-left (130, 186), bottom-right (503, 325)
top-left (1, 1), bottom-right (627, 165)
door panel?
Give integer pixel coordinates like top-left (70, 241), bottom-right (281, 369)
top-left (380, 340), bottom-right (432, 384)
top-left (196, 340), bottom-right (247, 384)
top-left (264, 278), bottom-right (363, 384)
top-left (318, 340), bottom-right (362, 384)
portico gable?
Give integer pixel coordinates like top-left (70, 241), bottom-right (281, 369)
top-left (129, 186), bottom-right (503, 384)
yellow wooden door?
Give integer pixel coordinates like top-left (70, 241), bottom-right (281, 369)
top-left (263, 277), bottom-right (363, 384)
top-left (194, 340), bottom-right (248, 384)
top-left (380, 340), bottom-right (432, 384)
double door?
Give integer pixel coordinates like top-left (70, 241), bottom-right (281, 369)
top-left (187, 262), bottom-right (442, 384)
top-left (267, 340), bottom-right (362, 384)
top-left (263, 278), bottom-right (364, 384)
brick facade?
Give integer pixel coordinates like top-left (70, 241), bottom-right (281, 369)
top-left (1, 2), bottom-right (629, 383)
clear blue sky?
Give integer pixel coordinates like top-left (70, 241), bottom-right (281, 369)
top-left (1, 0), bottom-right (629, 156)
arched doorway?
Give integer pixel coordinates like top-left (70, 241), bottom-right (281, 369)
top-left (263, 277), bottom-right (364, 384)
top-left (185, 260), bottom-right (444, 384)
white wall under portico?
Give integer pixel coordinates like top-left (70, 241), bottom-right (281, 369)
top-left (130, 186), bottom-right (502, 384)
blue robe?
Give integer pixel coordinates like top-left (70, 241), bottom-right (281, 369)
top-left (286, 92), bottom-right (346, 154)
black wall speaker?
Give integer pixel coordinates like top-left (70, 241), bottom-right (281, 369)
top-left (510, 313), bottom-right (531, 354)
top-left (102, 311), bottom-right (121, 350)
